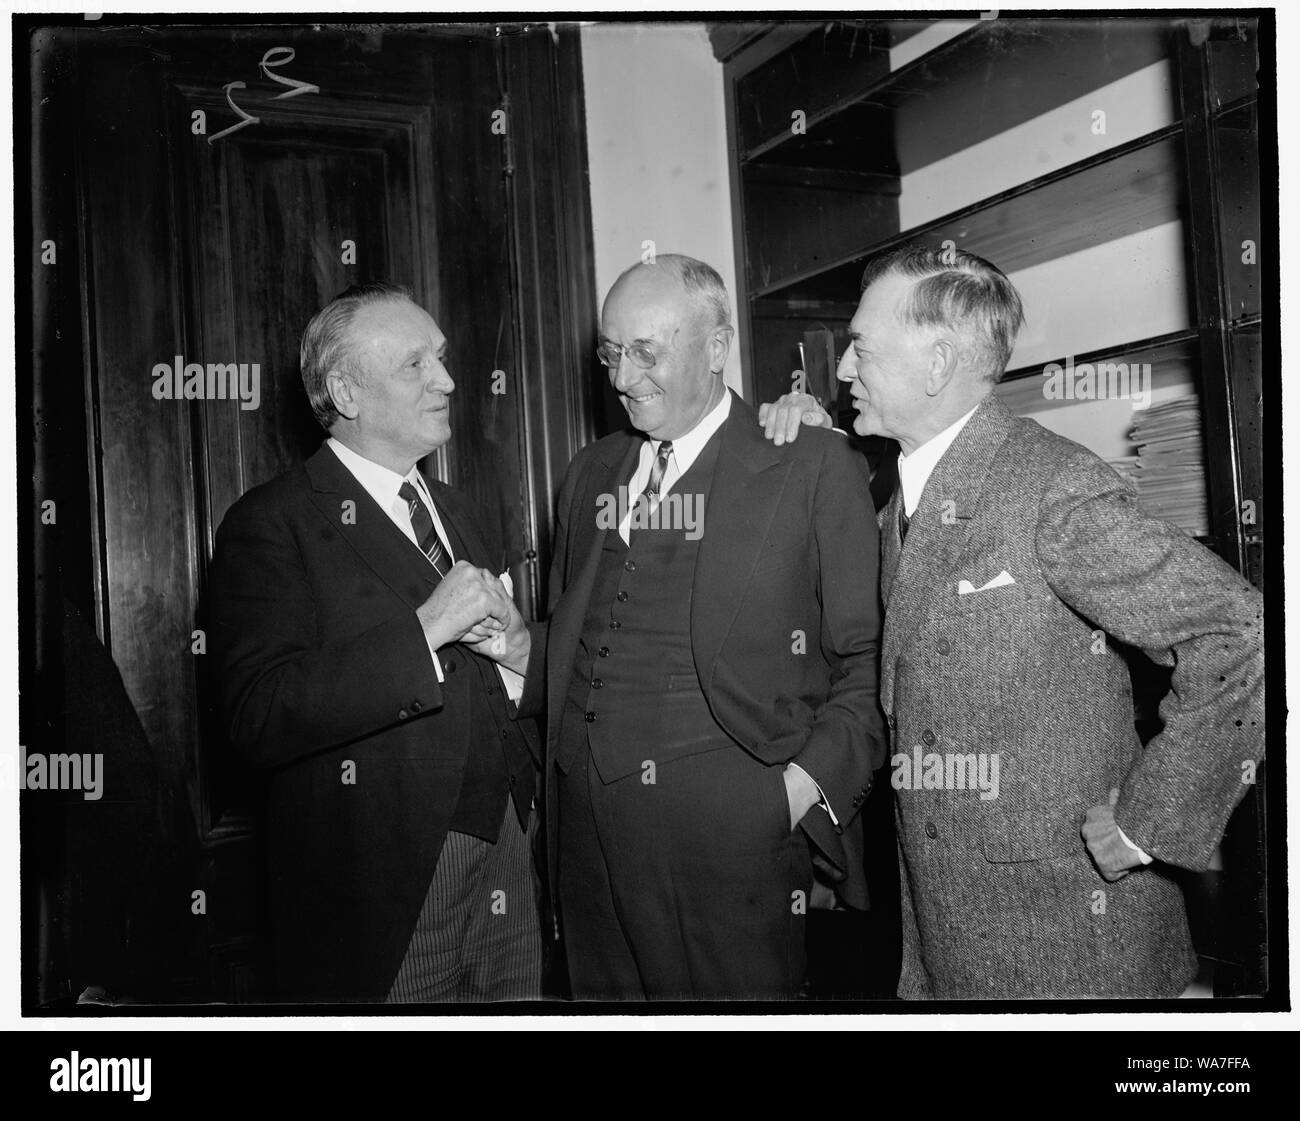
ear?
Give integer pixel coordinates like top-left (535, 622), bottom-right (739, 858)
top-left (707, 324), bottom-right (735, 374)
top-left (326, 369), bottom-right (361, 421)
top-left (924, 337), bottom-right (962, 397)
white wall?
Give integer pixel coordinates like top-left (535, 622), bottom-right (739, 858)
top-left (580, 23), bottom-right (743, 394)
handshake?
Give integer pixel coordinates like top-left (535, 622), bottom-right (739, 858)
top-left (415, 561), bottom-right (530, 675)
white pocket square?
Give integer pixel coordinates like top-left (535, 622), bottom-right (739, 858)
top-left (957, 570), bottom-right (1016, 595)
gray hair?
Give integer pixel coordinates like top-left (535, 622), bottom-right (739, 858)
top-left (860, 246), bottom-right (1025, 382)
top-left (615, 253), bottom-right (732, 330)
top-left (300, 281), bottom-right (413, 429)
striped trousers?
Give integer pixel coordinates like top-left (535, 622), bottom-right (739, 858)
top-left (386, 799), bottom-right (543, 1002)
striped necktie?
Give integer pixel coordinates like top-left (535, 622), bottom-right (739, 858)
top-left (641, 439), bottom-right (673, 505)
top-left (399, 481), bottom-right (450, 577)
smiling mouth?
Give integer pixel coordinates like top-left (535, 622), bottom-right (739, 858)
top-left (625, 391), bottom-right (661, 404)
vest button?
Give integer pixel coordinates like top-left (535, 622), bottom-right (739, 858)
top-left (584, 711), bottom-right (597, 723)
top-left (936, 638), bottom-right (951, 655)
top-left (609, 620), bottom-right (621, 630)
top-left (398, 709), bottom-right (409, 720)
top-left (925, 821), bottom-right (938, 839)
top-left (616, 591), bottom-right (629, 602)
top-left (591, 678), bottom-right (604, 689)
top-left (625, 561), bottom-right (636, 572)
top-left (411, 701), bottom-right (422, 712)
top-left (921, 729), bottom-right (937, 747)
top-left (598, 647), bottom-right (610, 658)
top-left (501, 728), bottom-right (510, 739)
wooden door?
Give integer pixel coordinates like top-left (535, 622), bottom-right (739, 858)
top-left (24, 21), bottom-right (596, 1004)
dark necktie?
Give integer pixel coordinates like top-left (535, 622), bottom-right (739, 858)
top-left (898, 504), bottom-right (910, 544)
top-left (641, 439), bottom-right (674, 504)
top-left (399, 481), bottom-right (450, 577)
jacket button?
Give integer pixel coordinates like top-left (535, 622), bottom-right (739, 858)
top-left (616, 591), bottom-right (629, 602)
top-left (921, 729), bottom-right (936, 747)
top-left (584, 711), bottom-right (597, 723)
top-left (445, 657), bottom-right (457, 672)
top-left (625, 561), bottom-right (636, 572)
top-left (501, 728), bottom-right (510, 739)
top-left (925, 821), bottom-right (938, 839)
top-left (609, 620), bottom-right (621, 630)
top-left (591, 678), bottom-right (604, 689)
top-left (936, 638), bottom-right (951, 655)
top-left (411, 701), bottom-right (422, 713)
top-left (398, 709), bottom-right (409, 720)
top-left (598, 647), bottom-right (610, 658)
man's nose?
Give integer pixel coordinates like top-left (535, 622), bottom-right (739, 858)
top-left (611, 354), bottom-right (640, 393)
top-left (836, 347), bottom-right (857, 382)
top-left (429, 362), bottom-right (454, 394)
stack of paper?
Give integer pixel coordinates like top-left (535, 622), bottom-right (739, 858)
top-left (1125, 396), bottom-right (1210, 537)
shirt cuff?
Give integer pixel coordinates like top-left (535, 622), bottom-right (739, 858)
top-left (1116, 824), bottom-right (1154, 865)
top-left (787, 762), bottom-right (839, 827)
top-left (424, 633), bottom-right (446, 683)
top-left (496, 664), bottom-right (525, 704)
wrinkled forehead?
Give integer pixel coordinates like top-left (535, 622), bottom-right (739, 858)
top-left (348, 298), bottom-right (445, 357)
top-left (600, 270), bottom-right (694, 342)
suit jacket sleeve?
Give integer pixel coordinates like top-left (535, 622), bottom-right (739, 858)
top-left (209, 494), bottom-right (446, 768)
top-left (1034, 451), bottom-right (1265, 870)
top-left (787, 434), bottom-right (886, 828)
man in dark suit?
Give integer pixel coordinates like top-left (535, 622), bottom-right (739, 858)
top-left (497, 255), bottom-right (885, 1000)
top-left (760, 246), bottom-right (1265, 998)
top-left (208, 283), bottom-right (542, 1003)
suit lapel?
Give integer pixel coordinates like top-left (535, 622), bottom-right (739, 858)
top-left (305, 444), bottom-right (438, 609)
top-left (426, 476), bottom-right (495, 571)
top-left (691, 394), bottom-right (790, 680)
top-left (881, 396), bottom-right (1017, 712)
top-left (881, 473), bottom-right (904, 609)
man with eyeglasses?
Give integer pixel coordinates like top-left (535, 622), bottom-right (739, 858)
top-left (495, 254), bottom-right (886, 999)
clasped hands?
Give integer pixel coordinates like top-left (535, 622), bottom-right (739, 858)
top-left (416, 561), bottom-right (530, 675)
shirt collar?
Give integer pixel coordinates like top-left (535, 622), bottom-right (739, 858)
top-left (897, 401), bottom-right (982, 516)
top-left (326, 436), bottom-right (431, 511)
top-left (649, 389), bottom-right (731, 474)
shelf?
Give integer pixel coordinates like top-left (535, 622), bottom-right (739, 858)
top-left (1000, 328), bottom-right (1199, 385)
top-left (753, 126), bottom-right (1186, 302)
top-left (743, 17), bottom-right (1172, 177)
top-left (1215, 93), bottom-right (1257, 128)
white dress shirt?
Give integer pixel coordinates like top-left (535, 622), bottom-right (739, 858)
top-left (893, 403), bottom-right (1151, 863)
top-left (326, 438), bottom-right (523, 703)
top-left (897, 403), bottom-right (981, 516)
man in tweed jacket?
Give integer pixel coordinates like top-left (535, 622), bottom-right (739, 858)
top-left (761, 246), bottom-right (1265, 998)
